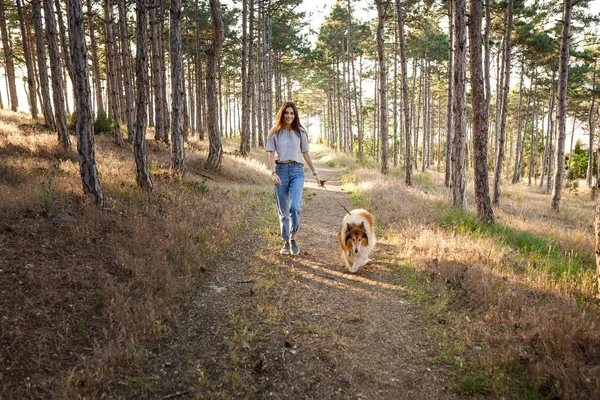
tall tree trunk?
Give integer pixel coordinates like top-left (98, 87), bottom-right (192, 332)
top-left (445, 0), bottom-right (453, 187)
top-left (547, 79), bottom-right (557, 193)
top-left (195, 0), bottom-right (203, 139)
top-left (261, 0), bottom-right (270, 145)
top-left (54, 0), bottom-right (73, 85)
top-left (266, 1), bottom-right (273, 132)
top-left (66, 0), bottom-right (104, 208)
top-left (148, 30), bottom-right (154, 127)
top-left (274, 49), bottom-right (281, 108)
top-left (551, 0), bottom-right (573, 212)
top-left (256, 4), bottom-right (264, 147)
top-left (16, 0), bottom-right (38, 118)
top-left (32, 0), bottom-right (56, 129)
top-left (484, 0), bottom-right (491, 110)
top-left (393, 20), bottom-right (398, 167)
top-left (186, 20), bottom-right (194, 138)
top-left (150, 7), bottom-right (165, 142)
top-left (160, 1), bottom-right (170, 143)
top-left (587, 63), bottom-right (597, 187)
top-left (452, 0), bottom-right (467, 208)
top-left (118, 0), bottom-right (135, 142)
top-left (87, 0), bottom-right (104, 114)
top-left (105, 0), bottom-right (123, 146)
top-left (422, 54), bottom-right (428, 172)
top-left (44, 0), bottom-right (71, 149)
top-left (375, 0), bottom-right (388, 174)
top-left (337, 60), bottom-right (343, 152)
top-left (240, 0), bottom-right (250, 154)
top-left (170, 0), bottom-right (185, 174)
top-left (493, 42), bottom-right (504, 160)
top-left (528, 73), bottom-right (539, 185)
top-left (134, 0), bottom-right (152, 190)
top-left (249, 0), bottom-right (256, 148)
top-left (395, 0), bottom-right (411, 185)
top-left (469, 0), bottom-right (493, 222)
top-left (541, 70), bottom-right (557, 189)
top-left (492, 0), bottom-right (514, 205)
top-left (512, 60), bottom-right (529, 184)
top-left (0, 0), bottom-right (18, 112)
top-left (205, 0), bottom-right (224, 169)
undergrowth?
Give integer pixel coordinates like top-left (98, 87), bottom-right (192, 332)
top-left (0, 110), bottom-right (273, 398)
top-left (336, 153), bottom-right (600, 399)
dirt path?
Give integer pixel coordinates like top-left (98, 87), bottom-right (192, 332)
top-left (136, 159), bottom-right (459, 399)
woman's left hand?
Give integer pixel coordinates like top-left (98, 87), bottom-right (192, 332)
top-left (314, 173), bottom-right (321, 187)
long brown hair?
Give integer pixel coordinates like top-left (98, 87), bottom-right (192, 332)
top-left (268, 102), bottom-right (304, 138)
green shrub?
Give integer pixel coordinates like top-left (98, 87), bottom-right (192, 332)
top-left (94, 110), bottom-right (113, 135)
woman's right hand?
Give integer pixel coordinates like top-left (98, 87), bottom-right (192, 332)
top-left (272, 173), bottom-right (281, 186)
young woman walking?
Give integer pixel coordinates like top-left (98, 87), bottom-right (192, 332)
top-left (266, 102), bottom-right (321, 255)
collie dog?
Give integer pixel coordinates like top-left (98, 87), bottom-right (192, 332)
top-left (338, 209), bottom-right (376, 273)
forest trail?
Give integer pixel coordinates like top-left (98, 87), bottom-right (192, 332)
top-left (136, 154), bottom-right (459, 399)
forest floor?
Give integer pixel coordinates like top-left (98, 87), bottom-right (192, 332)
top-left (127, 154), bottom-right (459, 399)
top-left (2, 110), bottom-right (600, 399)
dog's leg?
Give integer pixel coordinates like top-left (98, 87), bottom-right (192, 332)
top-left (341, 251), bottom-right (352, 269)
top-left (350, 253), bottom-right (371, 273)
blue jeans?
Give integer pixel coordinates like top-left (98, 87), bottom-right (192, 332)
top-left (274, 163), bottom-right (304, 242)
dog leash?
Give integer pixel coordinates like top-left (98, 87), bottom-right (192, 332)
top-left (318, 179), bottom-right (352, 215)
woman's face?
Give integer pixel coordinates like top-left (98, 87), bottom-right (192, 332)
top-left (283, 107), bottom-right (295, 126)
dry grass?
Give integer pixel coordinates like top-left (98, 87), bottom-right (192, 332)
top-left (0, 110), bottom-right (272, 398)
top-left (340, 157), bottom-right (600, 399)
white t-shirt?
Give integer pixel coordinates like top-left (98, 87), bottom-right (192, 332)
top-left (266, 128), bottom-right (309, 165)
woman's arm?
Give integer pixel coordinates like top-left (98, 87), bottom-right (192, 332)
top-left (302, 151), bottom-right (321, 186)
top-left (268, 151), bottom-right (281, 186)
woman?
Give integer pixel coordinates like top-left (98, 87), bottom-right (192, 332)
top-left (266, 102), bottom-right (321, 255)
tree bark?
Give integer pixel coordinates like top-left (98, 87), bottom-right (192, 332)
top-left (541, 70), bottom-right (557, 189)
top-left (16, 0), bottom-right (38, 118)
top-left (0, 0), bottom-right (18, 112)
top-left (132, 0), bottom-right (152, 190)
top-left (44, 0), bottom-right (71, 149)
top-left (587, 63), bottom-right (596, 187)
top-left (469, 0), bottom-right (494, 223)
top-left (375, 0), bottom-right (388, 174)
top-left (105, 0), bottom-right (123, 146)
top-left (150, 6), bottom-right (164, 141)
top-left (86, 0), bottom-right (104, 114)
top-left (170, 0), bottom-right (185, 174)
top-left (159, 1), bottom-right (170, 143)
top-left (452, 0), bottom-right (467, 208)
top-left (240, 0), bottom-right (250, 155)
top-left (32, 0), bottom-right (56, 129)
top-left (492, 0), bottom-right (514, 205)
top-left (205, 0), bottom-right (224, 170)
top-left (117, 0), bottom-right (135, 142)
top-left (249, 0), bottom-right (256, 148)
top-left (445, 0), bottom-right (453, 187)
top-left (66, 0), bottom-right (104, 208)
top-left (195, 0), bottom-right (205, 140)
top-left (528, 72), bottom-right (539, 185)
top-left (551, 0), bottom-right (573, 212)
top-left (54, 0), bottom-right (73, 85)
top-left (512, 63), bottom-right (526, 183)
top-left (422, 54), bottom-right (428, 172)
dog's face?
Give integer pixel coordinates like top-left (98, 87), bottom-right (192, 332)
top-left (345, 222), bottom-right (369, 256)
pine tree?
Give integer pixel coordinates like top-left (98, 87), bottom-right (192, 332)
top-left (66, 0), bottom-right (104, 208)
